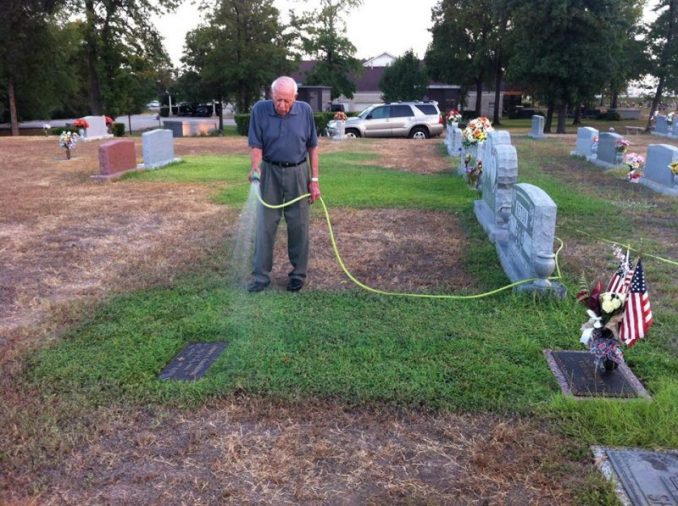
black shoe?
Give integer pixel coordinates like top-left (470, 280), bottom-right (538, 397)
top-left (286, 278), bottom-right (304, 292)
top-left (247, 280), bottom-right (270, 293)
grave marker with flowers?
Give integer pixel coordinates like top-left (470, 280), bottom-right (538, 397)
top-left (639, 143), bottom-right (678, 196)
top-left (58, 131), bottom-right (79, 160)
top-left (624, 152), bottom-right (644, 183)
top-left (591, 131), bottom-right (624, 169)
top-left (459, 117), bottom-right (493, 188)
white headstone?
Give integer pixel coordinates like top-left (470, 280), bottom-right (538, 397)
top-left (590, 132), bottom-right (622, 169)
top-left (474, 143), bottom-right (518, 244)
top-left (141, 129), bottom-right (180, 169)
top-left (527, 115), bottom-right (545, 139)
top-left (496, 183), bottom-right (565, 296)
top-left (571, 127), bottom-right (598, 160)
top-left (81, 115), bottom-right (112, 141)
top-left (654, 115), bottom-right (669, 136)
top-left (640, 144), bottom-right (678, 196)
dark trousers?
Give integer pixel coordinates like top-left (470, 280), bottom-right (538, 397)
top-left (252, 161), bottom-right (310, 284)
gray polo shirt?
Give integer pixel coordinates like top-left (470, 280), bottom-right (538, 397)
top-left (248, 100), bottom-right (318, 163)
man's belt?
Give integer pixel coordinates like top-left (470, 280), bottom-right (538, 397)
top-left (263, 158), bottom-right (307, 168)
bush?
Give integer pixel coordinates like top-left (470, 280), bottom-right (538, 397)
top-left (159, 106), bottom-right (169, 118)
top-left (314, 112), bottom-right (335, 136)
top-left (595, 110), bottom-right (621, 121)
top-left (234, 114), bottom-right (250, 136)
top-left (112, 122), bottom-right (125, 136)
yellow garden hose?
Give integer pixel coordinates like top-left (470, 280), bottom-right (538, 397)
top-left (253, 187), bottom-right (565, 300)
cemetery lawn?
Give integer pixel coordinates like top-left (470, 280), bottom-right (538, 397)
top-left (1, 134), bottom-right (676, 504)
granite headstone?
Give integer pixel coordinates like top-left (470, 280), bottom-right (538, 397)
top-left (591, 131), bottom-right (623, 169)
top-left (141, 129), bottom-right (180, 169)
top-left (640, 143), bottom-right (678, 196)
top-left (496, 183), bottom-right (565, 296)
top-left (571, 126), bottom-right (598, 160)
top-left (81, 115), bottom-right (112, 141)
top-left (654, 115), bottom-right (669, 136)
top-left (527, 115), bottom-right (545, 139)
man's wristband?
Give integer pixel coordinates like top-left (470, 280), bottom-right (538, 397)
top-left (311, 177), bottom-right (319, 182)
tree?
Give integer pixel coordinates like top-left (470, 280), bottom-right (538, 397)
top-left (426, 0), bottom-right (505, 116)
top-left (645, 0), bottom-right (678, 131)
top-left (73, 0), bottom-right (179, 114)
top-left (0, 1), bottom-right (67, 134)
top-left (508, 0), bottom-right (625, 133)
top-left (293, 0), bottom-right (363, 100)
top-left (379, 50), bottom-right (429, 102)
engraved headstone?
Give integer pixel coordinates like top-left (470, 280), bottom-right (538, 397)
top-left (545, 350), bottom-right (649, 398)
top-left (640, 144), bottom-right (678, 196)
top-left (591, 131), bottom-right (623, 169)
top-left (655, 115), bottom-right (669, 136)
top-left (445, 125), bottom-right (463, 158)
top-left (81, 115), bottom-right (113, 142)
top-left (606, 449), bottom-right (678, 506)
top-left (141, 128), bottom-right (180, 169)
top-left (459, 142), bottom-right (483, 176)
top-left (527, 115), bottom-right (545, 139)
top-left (159, 342), bottom-right (227, 381)
top-left (571, 126), bottom-right (599, 160)
top-left (332, 120), bottom-right (345, 140)
top-left (474, 141), bottom-right (517, 244)
top-left (495, 183), bottom-right (565, 296)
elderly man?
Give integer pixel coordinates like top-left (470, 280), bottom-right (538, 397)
top-left (247, 76), bottom-right (321, 293)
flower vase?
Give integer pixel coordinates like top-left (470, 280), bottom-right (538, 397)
top-left (615, 151), bottom-right (623, 165)
top-left (78, 128), bottom-right (85, 138)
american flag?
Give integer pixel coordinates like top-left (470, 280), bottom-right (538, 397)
top-left (619, 259), bottom-right (653, 348)
top-left (607, 255), bottom-right (634, 294)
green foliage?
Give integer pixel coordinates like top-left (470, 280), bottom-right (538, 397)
top-left (234, 114), bottom-right (250, 136)
top-left (111, 122), bottom-right (125, 137)
top-left (314, 112), bottom-right (335, 136)
top-left (380, 50), bottom-right (429, 102)
top-left (291, 0), bottom-right (363, 99)
top-left (182, 0), bottom-right (294, 113)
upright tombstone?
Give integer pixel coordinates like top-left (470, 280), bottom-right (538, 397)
top-left (654, 115), bottom-right (669, 136)
top-left (474, 143), bottom-right (518, 244)
top-left (141, 129), bottom-right (180, 169)
top-left (162, 119), bottom-right (216, 137)
top-left (92, 139), bottom-right (139, 181)
top-left (332, 120), bottom-right (346, 140)
top-left (445, 126), bottom-right (463, 158)
top-left (480, 130), bottom-right (511, 176)
top-left (527, 115), bottom-right (545, 139)
top-left (590, 131), bottom-right (622, 169)
top-left (639, 143), bottom-right (678, 196)
top-left (570, 126), bottom-right (598, 160)
top-left (81, 115), bottom-right (113, 141)
top-left (496, 183), bottom-right (566, 297)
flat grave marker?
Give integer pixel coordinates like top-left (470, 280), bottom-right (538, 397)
top-left (544, 350), bottom-right (650, 398)
top-left (158, 342), bottom-right (228, 381)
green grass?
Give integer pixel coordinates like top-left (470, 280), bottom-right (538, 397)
top-left (24, 138), bottom-right (678, 451)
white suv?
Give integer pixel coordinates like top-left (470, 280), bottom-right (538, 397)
top-left (328, 102), bottom-right (444, 139)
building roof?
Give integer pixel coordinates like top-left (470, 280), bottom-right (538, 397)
top-left (292, 61), bottom-right (387, 92)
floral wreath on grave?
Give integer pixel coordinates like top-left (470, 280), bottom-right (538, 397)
top-left (73, 118), bottom-right (89, 129)
top-left (333, 111), bottom-right (347, 121)
top-left (669, 161), bottom-right (678, 175)
top-left (667, 112), bottom-right (675, 124)
top-left (577, 245), bottom-right (653, 372)
top-left (104, 115), bottom-right (114, 126)
top-left (462, 117), bottom-right (493, 148)
top-left (58, 131), bottom-right (79, 159)
top-left (465, 158), bottom-right (482, 190)
top-left (446, 109), bottom-right (462, 125)
top-left (615, 138), bottom-right (630, 153)
top-left (624, 152), bottom-right (644, 183)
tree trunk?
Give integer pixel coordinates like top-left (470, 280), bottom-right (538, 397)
top-left (556, 103), bottom-right (567, 134)
top-left (610, 89), bottom-right (619, 109)
top-left (127, 113), bottom-right (132, 135)
top-left (647, 0), bottom-right (676, 132)
top-left (573, 104), bottom-right (582, 125)
top-left (8, 78), bottom-right (19, 136)
top-left (474, 78), bottom-right (483, 116)
top-left (545, 101), bottom-right (555, 133)
top-left (85, 0), bottom-right (103, 114)
top-left (493, 65), bottom-right (503, 126)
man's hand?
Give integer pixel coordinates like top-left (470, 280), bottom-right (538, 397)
top-left (248, 167), bottom-right (260, 182)
top-left (308, 180), bottom-right (321, 203)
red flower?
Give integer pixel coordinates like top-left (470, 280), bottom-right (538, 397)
top-left (104, 115), bottom-right (113, 126)
top-left (73, 118), bottom-right (90, 129)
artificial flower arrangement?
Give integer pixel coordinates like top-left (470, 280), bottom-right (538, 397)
top-left (667, 111), bottom-right (675, 124)
top-left (333, 111), bottom-right (347, 121)
top-left (446, 109), bottom-right (462, 125)
top-left (104, 115), bottom-right (114, 126)
top-left (42, 123), bottom-right (51, 136)
top-left (58, 131), bottom-right (79, 159)
top-left (624, 152), bottom-right (644, 183)
top-left (73, 118), bottom-right (89, 129)
top-left (669, 161), bottom-right (678, 175)
top-left (465, 158), bottom-right (482, 189)
top-left (615, 138), bottom-right (630, 153)
top-left (462, 117), bottom-right (493, 147)
top-left (577, 246), bottom-right (653, 372)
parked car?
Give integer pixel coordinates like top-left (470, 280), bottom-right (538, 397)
top-left (508, 107), bottom-right (544, 119)
top-left (193, 103), bottom-right (213, 117)
top-left (176, 102), bottom-right (194, 116)
top-left (327, 102), bottom-right (443, 139)
top-left (146, 100), bottom-right (160, 109)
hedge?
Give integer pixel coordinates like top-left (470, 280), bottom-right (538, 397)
top-left (112, 122), bottom-right (125, 136)
top-left (235, 111), bottom-right (338, 137)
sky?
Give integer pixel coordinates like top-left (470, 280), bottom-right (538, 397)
top-left (156, 0), bottom-right (661, 69)
top-left (154, 0), bottom-right (439, 68)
